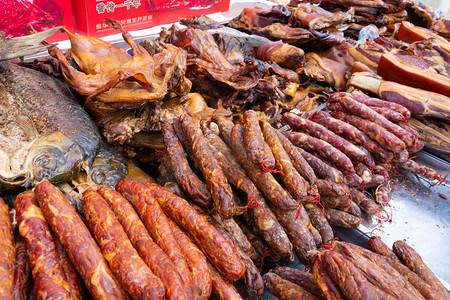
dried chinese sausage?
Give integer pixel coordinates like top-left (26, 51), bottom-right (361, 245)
top-left (54, 238), bottom-right (83, 300)
top-left (0, 198), bottom-right (15, 299)
top-left (313, 259), bottom-right (345, 300)
top-left (349, 188), bottom-right (380, 216)
top-left (348, 92), bottom-right (411, 118)
top-left (208, 262), bottom-right (243, 300)
top-left (298, 148), bottom-right (344, 184)
top-left (13, 234), bottom-right (32, 300)
top-left (394, 159), bottom-right (443, 183)
top-left (263, 272), bottom-right (320, 300)
top-left (305, 203), bottom-right (334, 245)
top-left (271, 266), bottom-right (323, 298)
top-left (324, 208), bottom-right (362, 228)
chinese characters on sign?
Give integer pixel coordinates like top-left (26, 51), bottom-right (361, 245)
top-left (96, 0), bottom-right (141, 14)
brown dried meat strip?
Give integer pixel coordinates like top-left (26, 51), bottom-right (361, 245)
top-left (82, 189), bottom-right (165, 300)
top-left (261, 120), bottom-right (308, 201)
top-left (272, 266), bottom-right (323, 298)
top-left (263, 272), bottom-right (320, 300)
top-left (15, 191), bottom-right (72, 300)
top-left (304, 203), bottom-right (334, 245)
top-left (161, 122), bottom-right (211, 206)
top-left (349, 188), bottom-right (380, 216)
top-left (180, 113), bottom-right (245, 219)
top-left (0, 198), bottom-right (15, 299)
top-left (313, 258), bottom-right (345, 300)
top-left (324, 208), bottom-right (362, 228)
top-left (97, 186), bottom-right (189, 300)
top-left (299, 148), bottom-right (344, 184)
top-left (243, 110), bottom-right (275, 169)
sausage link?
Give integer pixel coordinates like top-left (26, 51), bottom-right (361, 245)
top-left (313, 257), bottom-right (345, 300)
top-left (243, 110), bottom-right (275, 168)
top-left (324, 208), bottom-right (362, 228)
top-left (82, 189), bottom-right (165, 300)
top-left (310, 111), bottom-right (394, 162)
top-left (263, 272), bottom-right (320, 300)
top-left (345, 92), bottom-right (411, 118)
top-left (114, 179), bottom-right (194, 296)
top-left (331, 111), bottom-right (406, 153)
top-left (299, 148), bottom-right (344, 183)
top-left (34, 180), bottom-right (128, 300)
top-left (231, 124), bottom-right (298, 210)
top-left (395, 159), bottom-right (443, 182)
top-left (370, 106), bottom-right (407, 123)
top-left (349, 188), bottom-right (380, 216)
top-left (180, 113), bottom-right (245, 219)
top-left (118, 179), bottom-right (245, 281)
top-left (212, 115), bottom-right (234, 146)
top-left (97, 186), bottom-right (189, 300)
top-left (283, 131), bottom-right (356, 174)
top-left (261, 120), bottom-right (308, 201)
top-left (209, 262), bottom-right (243, 300)
top-left (304, 203), bottom-right (334, 245)
top-left (13, 234), bottom-right (32, 300)
top-left (15, 191), bottom-right (72, 300)
top-left (54, 238), bottom-right (83, 300)
top-left (202, 123), bottom-right (293, 258)
top-left (282, 112), bottom-right (366, 162)
top-left (0, 197), bottom-right (15, 299)
top-left (272, 266), bottom-right (323, 298)
top-left (161, 122), bottom-right (211, 206)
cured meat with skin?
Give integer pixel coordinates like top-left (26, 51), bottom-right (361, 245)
top-left (271, 266), bottom-right (323, 298)
top-left (256, 41), bottom-right (304, 70)
top-left (290, 4), bottom-right (354, 30)
top-left (34, 180), bottom-right (127, 299)
top-left (54, 238), bottom-right (83, 300)
top-left (282, 112), bottom-right (366, 162)
top-left (298, 148), bottom-right (344, 183)
top-left (161, 122), bottom-right (211, 206)
top-left (13, 234), bottom-right (32, 300)
top-left (167, 218), bottom-right (212, 300)
top-left (34, 180), bottom-right (128, 299)
top-left (261, 120), bottom-right (308, 201)
top-left (263, 272), bottom-right (320, 300)
top-left (283, 131), bottom-right (356, 174)
top-left (310, 111), bottom-right (394, 162)
top-left (97, 186), bottom-right (189, 300)
top-left (201, 123), bottom-right (293, 258)
top-left (313, 259), bottom-right (345, 300)
top-left (393, 240), bottom-right (450, 298)
top-left (208, 262), bottom-right (243, 300)
top-left (276, 131), bottom-right (317, 185)
top-left (82, 189), bottom-right (165, 300)
top-left (243, 110), bottom-right (275, 169)
top-left (331, 111), bottom-right (406, 153)
top-left (118, 179), bottom-right (245, 281)
top-left (0, 197), bottom-right (15, 299)
top-left (180, 113), bottom-right (245, 219)
top-left (15, 191), bottom-right (72, 300)
top-left (231, 125), bottom-right (298, 210)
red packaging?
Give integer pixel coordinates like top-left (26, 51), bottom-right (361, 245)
top-left (0, 0), bottom-right (75, 43)
top-left (71, 0), bottom-right (230, 38)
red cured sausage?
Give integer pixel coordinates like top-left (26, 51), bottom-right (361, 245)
top-left (243, 110), bottom-right (276, 169)
top-left (117, 179), bottom-right (245, 281)
top-left (54, 238), bottom-right (83, 300)
top-left (282, 112), bottom-right (367, 162)
top-left (305, 203), bottom-right (334, 245)
top-left (298, 147), bottom-right (344, 183)
top-left (345, 92), bottom-right (411, 118)
top-left (161, 122), bottom-right (212, 206)
top-left (313, 258), bottom-right (345, 300)
top-left (82, 189), bottom-right (165, 300)
top-left (370, 106), bottom-right (407, 123)
top-left (13, 234), bottom-right (32, 300)
top-left (263, 272), bottom-right (320, 300)
top-left (0, 197), bottom-right (14, 299)
top-left (310, 111), bottom-right (394, 162)
top-left (97, 186), bottom-right (189, 300)
top-left (209, 262), bottom-right (243, 300)
top-left (15, 191), bottom-right (72, 300)
top-left (34, 180), bottom-right (128, 300)
top-left (271, 266), bottom-right (323, 298)
top-left (349, 188), bottom-right (380, 216)
top-left (114, 179), bottom-right (194, 297)
top-left (212, 115), bottom-right (235, 146)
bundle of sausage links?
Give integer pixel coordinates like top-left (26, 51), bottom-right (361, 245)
top-left (1, 179), bottom-right (252, 300)
top-left (264, 237), bottom-right (450, 300)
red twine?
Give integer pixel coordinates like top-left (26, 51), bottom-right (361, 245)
top-left (201, 107), bottom-right (219, 122)
top-left (261, 161), bottom-right (282, 174)
top-left (341, 184), bottom-right (353, 212)
top-left (295, 203), bottom-right (303, 219)
top-left (154, 150), bottom-right (165, 154)
top-left (297, 294), bottom-right (304, 300)
top-left (407, 156), bottom-right (418, 161)
top-left (262, 250), bottom-right (275, 260)
top-left (307, 186), bottom-right (324, 216)
top-left (247, 196), bottom-right (266, 220)
top-left (304, 265), bottom-right (312, 272)
top-left (322, 245), bottom-right (335, 251)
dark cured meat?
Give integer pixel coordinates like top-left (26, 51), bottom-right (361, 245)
top-left (276, 131), bottom-right (317, 185)
top-left (208, 262), bottom-right (243, 300)
top-left (263, 272), bottom-right (320, 300)
top-left (13, 235), bottom-right (32, 300)
top-left (320, 195), bottom-right (352, 210)
top-left (243, 110), bottom-right (275, 169)
top-left (212, 115), bottom-right (234, 146)
top-left (324, 208), bottom-right (362, 228)
top-left (0, 198), bottom-right (15, 299)
top-left (283, 131), bottom-right (356, 174)
top-left (349, 188), bottom-right (380, 216)
top-left (15, 191), bottom-right (72, 300)
top-left (34, 180), bottom-right (128, 300)
top-left (131, 181), bottom-right (246, 281)
top-left (82, 189), bottom-right (165, 300)
top-left (316, 179), bottom-right (348, 197)
top-left (393, 240), bottom-right (450, 298)
top-left (271, 266), bottom-right (323, 298)
top-left (97, 186), bottom-right (189, 300)
top-left (54, 238), bottom-right (83, 300)
top-left (161, 122), bottom-right (211, 206)
top-left (331, 111), bottom-right (406, 153)
top-left (180, 114), bottom-right (245, 219)
top-left (320, 250), bottom-right (396, 300)
top-left (282, 112), bottom-right (366, 162)
top-left (201, 123), bottom-right (292, 258)
top-left (271, 204), bottom-right (316, 264)
top-left (114, 180), bottom-right (195, 296)
top-left (260, 120), bottom-right (308, 201)
top-left (368, 236), bottom-right (399, 261)
top-left (167, 218), bottom-right (212, 300)
top-left (298, 148), bottom-right (344, 183)
top-left (304, 203), bottom-right (334, 244)
top-left (231, 125), bottom-right (298, 210)
top-left (313, 259), bottom-right (345, 300)
top-left (338, 96), bottom-right (416, 148)
top-left (310, 111), bottom-right (394, 162)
